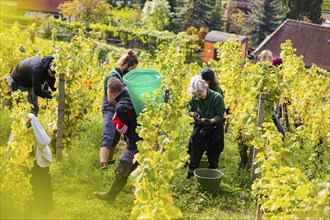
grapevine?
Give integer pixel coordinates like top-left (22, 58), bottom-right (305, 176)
top-left (0, 21), bottom-right (328, 219)
top-left (0, 91), bottom-right (34, 212)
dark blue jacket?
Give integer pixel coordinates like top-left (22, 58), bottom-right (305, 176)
top-left (112, 90), bottom-right (139, 151)
top-left (10, 56), bottom-right (54, 98)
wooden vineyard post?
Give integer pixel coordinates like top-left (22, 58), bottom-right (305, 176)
top-left (250, 92), bottom-right (266, 185)
top-left (56, 72), bottom-right (65, 161)
top-left (282, 102), bottom-right (290, 129)
top-left (250, 92), bottom-right (266, 220)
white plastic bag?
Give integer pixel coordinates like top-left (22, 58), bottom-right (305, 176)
top-left (28, 113), bottom-right (52, 167)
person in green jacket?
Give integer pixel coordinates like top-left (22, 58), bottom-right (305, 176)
top-left (200, 67), bottom-right (224, 97)
top-left (187, 75), bottom-right (226, 179)
top-left (99, 49), bottom-right (139, 170)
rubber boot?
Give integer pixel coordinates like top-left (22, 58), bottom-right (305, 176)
top-left (94, 176), bottom-right (127, 203)
top-left (94, 190), bottom-right (114, 203)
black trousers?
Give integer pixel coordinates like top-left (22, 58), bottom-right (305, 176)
top-left (188, 124), bottom-right (224, 171)
top-left (28, 161), bottom-right (53, 213)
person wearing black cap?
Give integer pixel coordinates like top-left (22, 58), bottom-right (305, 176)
top-left (8, 56), bottom-right (56, 116)
top-left (200, 67), bottom-right (224, 97)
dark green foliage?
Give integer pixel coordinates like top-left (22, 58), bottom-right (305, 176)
top-left (170, 0), bottom-right (190, 32)
top-left (208, 0), bottom-right (223, 31)
top-left (244, 0), bottom-right (285, 50)
top-left (283, 0), bottom-right (323, 24)
top-left (168, 0), bottom-right (176, 12)
top-left (172, 0), bottom-right (220, 31)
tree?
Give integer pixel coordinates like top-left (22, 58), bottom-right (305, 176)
top-left (171, 0), bottom-right (190, 32)
top-left (142, 0), bottom-right (172, 30)
top-left (229, 9), bottom-right (245, 34)
top-left (173, 0), bottom-right (218, 31)
top-left (208, 0), bottom-right (223, 31)
top-left (244, 0), bottom-right (285, 50)
top-left (223, 0), bottom-right (248, 34)
top-left (59, 0), bottom-right (112, 29)
top-left (283, 0), bottom-right (323, 24)
top-left (223, 0), bottom-right (237, 32)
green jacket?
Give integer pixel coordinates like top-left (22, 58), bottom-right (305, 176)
top-left (102, 67), bottom-right (123, 111)
top-left (188, 89), bottom-right (225, 122)
top-left (214, 85), bottom-right (224, 97)
top-left (103, 67), bottom-right (123, 92)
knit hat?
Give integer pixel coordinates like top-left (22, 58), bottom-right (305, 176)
top-left (200, 67), bottom-right (214, 81)
top-left (271, 57), bottom-right (282, 66)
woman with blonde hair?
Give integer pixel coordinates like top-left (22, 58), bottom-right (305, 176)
top-left (99, 49), bottom-right (139, 170)
top-left (258, 50), bottom-right (273, 62)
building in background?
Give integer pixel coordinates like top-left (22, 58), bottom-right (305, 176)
top-left (18, 0), bottom-right (67, 19)
top-left (204, 30), bottom-right (248, 62)
top-left (253, 19), bottom-right (330, 71)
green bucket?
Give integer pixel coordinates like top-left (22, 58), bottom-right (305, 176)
top-left (123, 68), bottom-right (163, 115)
top-left (194, 168), bottom-right (224, 192)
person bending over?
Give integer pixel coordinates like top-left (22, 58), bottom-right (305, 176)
top-left (8, 56), bottom-right (56, 116)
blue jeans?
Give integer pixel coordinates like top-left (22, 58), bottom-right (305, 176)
top-left (100, 110), bottom-right (121, 148)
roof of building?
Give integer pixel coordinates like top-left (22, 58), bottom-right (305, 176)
top-left (253, 19), bottom-right (330, 71)
top-left (18, 0), bottom-right (67, 13)
top-left (205, 30), bottom-right (248, 43)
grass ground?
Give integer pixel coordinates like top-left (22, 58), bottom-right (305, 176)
top-left (1, 106), bottom-right (256, 219)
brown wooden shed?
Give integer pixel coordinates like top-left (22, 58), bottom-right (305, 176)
top-left (203, 30), bottom-right (248, 62)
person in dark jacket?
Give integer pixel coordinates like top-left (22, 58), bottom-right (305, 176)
top-left (9, 56), bottom-right (56, 116)
top-left (99, 49), bottom-right (139, 170)
top-left (200, 67), bottom-right (224, 97)
top-left (187, 75), bottom-right (226, 179)
top-left (94, 77), bottom-right (140, 203)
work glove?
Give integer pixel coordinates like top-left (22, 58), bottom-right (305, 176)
top-left (203, 118), bottom-right (211, 124)
top-left (198, 118), bottom-right (212, 125)
top-left (45, 92), bottom-right (52, 99)
top-left (193, 112), bottom-right (201, 121)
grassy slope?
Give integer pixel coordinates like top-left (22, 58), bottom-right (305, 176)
top-left (1, 107), bottom-right (255, 219)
